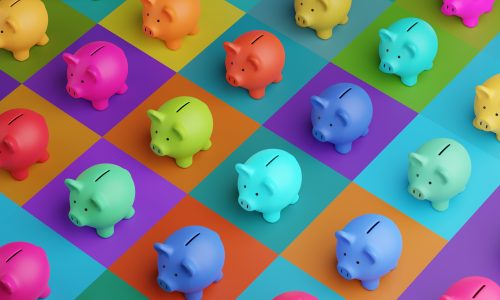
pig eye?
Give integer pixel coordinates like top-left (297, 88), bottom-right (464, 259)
top-left (166, 137), bottom-right (170, 141)
top-left (147, 13), bottom-right (150, 16)
top-left (416, 173), bottom-right (419, 177)
top-left (255, 192), bottom-right (259, 196)
top-left (428, 181), bottom-right (432, 185)
top-left (162, 265), bottom-right (165, 269)
top-left (0, 30), bottom-right (3, 34)
top-left (157, 19), bottom-right (160, 23)
top-left (317, 116), bottom-right (320, 120)
top-left (81, 80), bottom-right (85, 84)
top-left (155, 130), bottom-right (158, 134)
top-left (230, 61), bottom-right (233, 65)
top-left (398, 55), bottom-right (401, 59)
top-left (174, 273), bottom-right (178, 277)
top-left (73, 200), bottom-right (76, 204)
top-left (241, 68), bottom-right (245, 72)
top-left (84, 208), bottom-right (88, 212)
top-left (311, 8), bottom-right (314, 12)
top-left (329, 123), bottom-right (333, 127)
top-left (300, 2), bottom-right (303, 5)
top-left (356, 261), bottom-right (360, 264)
top-left (386, 49), bottom-right (389, 53)
top-left (243, 185), bottom-right (247, 189)
top-left (343, 252), bottom-right (346, 256)
top-left (496, 113), bottom-right (499, 117)
top-left (483, 106), bottom-right (486, 109)
top-left (70, 73), bottom-right (74, 77)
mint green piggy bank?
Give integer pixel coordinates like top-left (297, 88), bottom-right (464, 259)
top-left (65, 163), bottom-right (136, 238)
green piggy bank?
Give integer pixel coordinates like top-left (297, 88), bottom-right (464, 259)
top-left (148, 96), bottom-right (214, 168)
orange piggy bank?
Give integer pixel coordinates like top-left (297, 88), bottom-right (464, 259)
top-left (0, 0), bottom-right (49, 61)
top-left (140, 0), bottom-right (200, 51)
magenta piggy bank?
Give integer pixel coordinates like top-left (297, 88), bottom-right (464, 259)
top-left (273, 291), bottom-right (318, 300)
top-left (441, 276), bottom-right (500, 300)
top-left (63, 41), bottom-right (129, 111)
top-left (0, 242), bottom-right (51, 300)
top-left (441, 0), bottom-right (495, 28)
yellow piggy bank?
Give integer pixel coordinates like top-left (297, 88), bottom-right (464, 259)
top-left (0, 0), bottom-right (49, 61)
top-left (473, 74), bottom-right (500, 141)
top-left (294, 0), bottom-right (352, 40)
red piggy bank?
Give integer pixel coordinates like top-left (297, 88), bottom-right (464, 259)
top-left (0, 109), bottom-right (49, 181)
top-left (224, 30), bottom-right (285, 99)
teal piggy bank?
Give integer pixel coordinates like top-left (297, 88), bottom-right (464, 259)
top-left (65, 163), bottom-right (136, 238)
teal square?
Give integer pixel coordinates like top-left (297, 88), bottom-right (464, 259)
top-left (422, 34), bottom-right (500, 160)
top-left (226, 0), bottom-right (262, 12)
top-left (181, 14), bottom-right (327, 124)
top-left (239, 256), bottom-right (344, 299)
top-left (63, 0), bottom-right (125, 23)
top-left (249, 0), bottom-right (392, 60)
top-left (192, 127), bottom-right (350, 253)
top-left (355, 115), bottom-right (500, 240)
top-left (0, 194), bottom-right (104, 299)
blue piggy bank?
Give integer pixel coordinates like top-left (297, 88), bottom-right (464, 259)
top-left (378, 18), bottom-right (438, 86)
top-left (154, 226), bottom-right (225, 300)
top-left (335, 214), bottom-right (402, 291)
top-left (311, 83), bottom-right (373, 154)
top-left (235, 149), bottom-right (302, 223)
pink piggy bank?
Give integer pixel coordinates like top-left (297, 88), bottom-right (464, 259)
top-left (440, 276), bottom-right (500, 300)
top-left (0, 242), bottom-right (51, 300)
top-left (273, 291), bottom-right (318, 300)
top-left (441, 0), bottom-right (495, 28)
top-left (223, 30), bottom-right (285, 100)
top-left (63, 41), bottom-right (129, 111)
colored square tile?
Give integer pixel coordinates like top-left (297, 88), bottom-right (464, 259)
top-left (192, 127), bottom-right (350, 253)
top-left (24, 139), bottom-right (185, 267)
top-left (400, 186), bottom-right (500, 299)
top-left (0, 86), bottom-right (99, 205)
top-left (100, 0), bottom-right (244, 72)
top-left (25, 24), bottom-right (175, 136)
top-left (226, 0), bottom-right (261, 12)
top-left (180, 14), bottom-right (327, 124)
top-left (397, 0), bottom-right (500, 50)
top-left (110, 196), bottom-right (277, 300)
top-left (356, 114), bottom-right (500, 240)
top-left (265, 63), bottom-right (416, 180)
top-left (105, 73), bottom-right (259, 192)
top-left (78, 271), bottom-right (147, 300)
top-left (249, 0), bottom-right (392, 60)
top-left (0, 193), bottom-right (105, 299)
top-left (422, 34), bottom-right (500, 160)
top-left (282, 183), bottom-right (446, 300)
top-left (0, 0), bottom-right (94, 82)
top-left (0, 70), bottom-right (18, 100)
top-left (332, 4), bottom-right (478, 112)
top-left (63, 0), bottom-right (126, 23)
top-left (239, 256), bottom-right (344, 300)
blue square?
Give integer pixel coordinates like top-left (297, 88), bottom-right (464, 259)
top-left (63, 0), bottom-right (125, 23)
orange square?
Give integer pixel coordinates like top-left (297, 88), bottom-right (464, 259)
top-left (105, 74), bottom-right (259, 192)
top-left (282, 183), bottom-right (447, 299)
top-left (0, 85), bottom-right (99, 205)
top-left (110, 196), bottom-right (277, 299)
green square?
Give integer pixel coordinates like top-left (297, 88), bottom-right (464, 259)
top-left (191, 127), bottom-right (350, 253)
top-left (0, 0), bottom-right (94, 82)
top-left (77, 271), bottom-right (146, 300)
top-left (397, 0), bottom-right (500, 50)
top-left (332, 4), bottom-right (478, 112)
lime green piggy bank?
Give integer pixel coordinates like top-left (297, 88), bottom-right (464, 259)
top-left (147, 96), bottom-right (213, 168)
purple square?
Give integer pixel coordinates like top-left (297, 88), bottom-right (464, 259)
top-left (0, 70), bottom-right (19, 100)
top-left (25, 24), bottom-right (175, 136)
top-left (400, 186), bottom-right (500, 299)
top-left (265, 63), bottom-right (416, 180)
top-left (24, 139), bottom-right (185, 267)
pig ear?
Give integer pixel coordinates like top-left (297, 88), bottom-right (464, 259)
top-left (248, 55), bottom-right (261, 71)
top-left (335, 230), bottom-right (355, 245)
top-left (311, 96), bottom-right (328, 110)
top-left (318, 0), bottom-right (329, 10)
top-left (172, 123), bottom-right (186, 140)
top-left (64, 179), bottom-right (83, 193)
top-left (162, 6), bottom-right (176, 22)
top-left (223, 42), bottom-right (241, 56)
top-left (181, 258), bottom-right (197, 277)
top-left (86, 65), bottom-right (101, 83)
top-left (476, 85), bottom-right (492, 100)
top-left (263, 177), bottom-right (278, 195)
top-left (140, 0), bottom-right (155, 6)
top-left (336, 109), bottom-right (350, 126)
top-left (409, 152), bottom-right (427, 167)
top-left (235, 163), bottom-right (254, 177)
top-left (0, 274), bottom-right (17, 295)
top-left (5, 18), bottom-right (19, 33)
top-left (3, 135), bottom-right (18, 153)
top-left (404, 42), bottom-right (418, 58)
top-left (63, 53), bottom-right (80, 66)
top-left (154, 243), bottom-right (173, 257)
top-left (91, 193), bottom-right (106, 211)
top-left (378, 29), bottom-right (395, 43)
top-left (363, 246), bottom-right (378, 264)
top-left (147, 110), bottom-right (165, 123)
top-left (436, 167), bottom-right (449, 184)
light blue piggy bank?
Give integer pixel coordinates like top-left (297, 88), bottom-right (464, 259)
top-left (378, 18), bottom-right (438, 86)
top-left (235, 149), bottom-right (302, 223)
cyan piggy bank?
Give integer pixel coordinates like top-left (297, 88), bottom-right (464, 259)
top-left (311, 83), bottom-right (373, 154)
top-left (154, 226), bottom-right (225, 300)
top-left (408, 138), bottom-right (471, 212)
top-left (235, 149), bottom-right (302, 223)
top-left (65, 163), bottom-right (136, 238)
top-left (335, 214), bottom-right (402, 291)
top-left (378, 18), bottom-right (438, 86)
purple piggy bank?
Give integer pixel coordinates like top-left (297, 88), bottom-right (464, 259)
top-left (335, 214), bottom-right (402, 291)
top-left (154, 226), bottom-right (225, 300)
top-left (311, 83), bottom-right (373, 154)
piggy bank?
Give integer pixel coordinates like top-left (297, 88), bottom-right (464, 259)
top-left (0, 242), bottom-right (51, 300)
top-left (441, 276), bottom-right (500, 300)
top-left (148, 96), bottom-right (213, 168)
top-left (473, 74), bottom-right (500, 141)
top-left (273, 291), bottom-right (318, 300)
top-left (0, 109), bottom-right (50, 181)
top-left (441, 0), bottom-right (495, 28)
top-left (378, 18), bottom-right (438, 86)
top-left (64, 163), bottom-right (136, 238)
top-left (335, 214), bottom-right (403, 291)
top-left (408, 138), bottom-right (471, 212)
top-left (0, 0), bottom-right (49, 61)
top-left (154, 226), bottom-right (225, 300)
top-left (224, 30), bottom-right (285, 99)
top-left (63, 41), bottom-right (129, 111)
top-left (235, 149), bottom-right (302, 223)
top-left (311, 83), bottom-right (373, 154)
top-left (140, 0), bottom-right (200, 50)
top-left (294, 0), bottom-right (352, 40)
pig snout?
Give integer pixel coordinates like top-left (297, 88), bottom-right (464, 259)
top-left (441, 2), bottom-right (457, 15)
top-left (143, 25), bottom-right (157, 38)
top-left (66, 84), bottom-right (82, 98)
top-left (238, 198), bottom-right (255, 211)
top-left (337, 264), bottom-right (354, 280)
top-left (312, 127), bottom-right (328, 142)
top-left (158, 278), bottom-right (174, 292)
top-left (226, 73), bottom-right (241, 87)
top-left (379, 60), bottom-right (397, 74)
top-left (408, 185), bottom-right (427, 200)
top-left (68, 212), bottom-right (85, 227)
top-left (295, 14), bottom-right (309, 27)
top-left (150, 142), bottom-right (167, 156)
top-left (474, 117), bottom-right (493, 131)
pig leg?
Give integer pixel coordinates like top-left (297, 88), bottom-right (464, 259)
top-left (340, 15), bottom-right (349, 25)
top-left (176, 156), bottom-right (193, 168)
top-left (316, 28), bottom-right (333, 40)
top-left (202, 139), bottom-right (212, 151)
top-left (290, 194), bottom-right (299, 205)
top-left (189, 24), bottom-right (200, 35)
top-left (40, 286), bottom-right (51, 298)
top-left (431, 200), bottom-right (449, 212)
top-left (185, 291), bottom-right (203, 300)
top-left (124, 207), bottom-right (135, 220)
top-left (401, 75), bottom-right (418, 87)
top-left (462, 17), bottom-right (479, 28)
top-left (38, 150), bottom-right (50, 163)
top-left (263, 211), bottom-right (281, 223)
top-left (13, 49), bottom-right (30, 62)
top-left (10, 168), bottom-right (29, 181)
top-left (249, 88), bottom-right (266, 99)
top-left (37, 33), bottom-right (50, 46)
top-left (273, 73), bottom-right (283, 83)
top-left (92, 99), bottom-right (110, 111)
top-left (97, 226), bottom-right (115, 238)
top-left (496, 132), bottom-right (500, 141)
top-left (335, 143), bottom-right (352, 154)
top-left (214, 271), bottom-right (223, 283)
top-left (361, 279), bottom-right (380, 291)
top-left (117, 83), bottom-right (128, 95)
top-left (165, 39), bottom-right (183, 51)
top-left (362, 128), bottom-right (369, 137)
